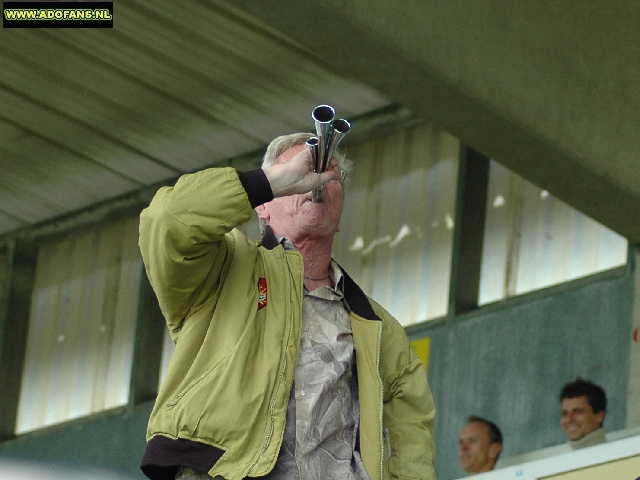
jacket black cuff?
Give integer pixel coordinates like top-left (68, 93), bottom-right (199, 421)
top-left (237, 168), bottom-right (274, 208)
top-left (140, 436), bottom-right (225, 480)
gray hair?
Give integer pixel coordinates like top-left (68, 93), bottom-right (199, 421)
top-left (258, 132), bottom-right (352, 235)
top-left (261, 132), bottom-right (352, 173)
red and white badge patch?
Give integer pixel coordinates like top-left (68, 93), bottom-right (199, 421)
top-left (257, 278), bottom-right (267, 310)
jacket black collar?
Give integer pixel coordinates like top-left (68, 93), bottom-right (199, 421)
top-left (261, 226), bottom-right (381, 321)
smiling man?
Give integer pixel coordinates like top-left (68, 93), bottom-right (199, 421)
top-left (458, 416), bottom-right (502, 476)
top-left (138, 132), bottom-right (436, 480)
top-left (559, 378), bottom-right (607, 449)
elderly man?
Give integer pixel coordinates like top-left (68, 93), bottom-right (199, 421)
top-left (559, 378), bottom-right (607, 449)
top-left (458, 416), bottom-right (503, 476)
top-left (138, 132), bottom-right (436, 480)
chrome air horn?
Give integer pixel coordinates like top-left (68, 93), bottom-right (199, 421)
top-left (307, 105), bottom-right (351, 202)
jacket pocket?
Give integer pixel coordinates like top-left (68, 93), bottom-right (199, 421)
top-left (164, 351), bottom-right (230, 410)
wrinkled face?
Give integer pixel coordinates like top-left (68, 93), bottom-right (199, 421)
top-left (258, 144), bottom-right (344, 242)
top-left (561, 396), bottom-right (605, 441)
top-left (458, 422), bottom-right (500, 475)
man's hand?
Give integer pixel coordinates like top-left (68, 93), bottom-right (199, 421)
top-left (264, 146), bottom-right (341, 197)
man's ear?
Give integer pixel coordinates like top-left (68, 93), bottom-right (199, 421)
top-left (596, 410), bottom-right (606, 427)
top-left (255, 204), bottom-right (269, 220)
top-left (489, 442), bottom-right (502, 461)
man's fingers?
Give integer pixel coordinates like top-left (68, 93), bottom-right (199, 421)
top-left (289, 148), bottom-right (313, 170)
top-left (265, 149), bottom-right (341, 197)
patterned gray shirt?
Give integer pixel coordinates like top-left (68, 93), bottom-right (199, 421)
top-left (262, 258), bottom-right (370, 480)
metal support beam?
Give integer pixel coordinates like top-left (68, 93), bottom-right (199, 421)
top-left (0, 239), bottom-right (38, 440)
top-left (129, 271), bottom-right (166, 406)
top-left (449, 145), bottom-right (490, 315)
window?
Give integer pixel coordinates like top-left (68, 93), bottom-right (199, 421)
top-left (479, 160), bottom-right (628, 305)
top-left (17, 216), bottom-right (141, 433)
top-left (333, 123), bottom-right (460, 325)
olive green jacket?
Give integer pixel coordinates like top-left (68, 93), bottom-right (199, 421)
top-left (139, 167), bottom-right (436, 480)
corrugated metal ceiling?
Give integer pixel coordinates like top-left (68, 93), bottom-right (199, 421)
top-left (0, 0), bottom-right (390, 237)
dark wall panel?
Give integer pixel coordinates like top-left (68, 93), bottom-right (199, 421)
top-left (0, 403), bottom-right (152, 478)
top-left (424, 270), bottom-right (633, 480)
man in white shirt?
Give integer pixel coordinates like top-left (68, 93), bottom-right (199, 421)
top-left (559, 378), bottom-right (607, 449)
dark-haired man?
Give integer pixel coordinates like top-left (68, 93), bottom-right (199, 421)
top-left (458, 416), bottom-right (502, 476)
top-left (559, 378), bottom-right (607, 449)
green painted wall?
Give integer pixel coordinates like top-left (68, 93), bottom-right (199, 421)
top-left (0, 269), bottom-right (633, 480)
top-left (0, 404), bottom-right (152, 478)
top-left (413, 268), bottom-right (634, 480)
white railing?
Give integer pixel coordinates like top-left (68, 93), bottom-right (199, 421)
top-left (453, 428), bottom-right (640, 480)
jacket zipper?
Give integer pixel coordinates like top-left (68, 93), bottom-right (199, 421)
top-left (246, 250), bottom-right (301, 476)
